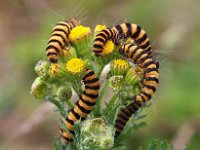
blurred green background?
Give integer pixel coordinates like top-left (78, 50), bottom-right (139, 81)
top-left (0, 0), bottom-right (200, 149)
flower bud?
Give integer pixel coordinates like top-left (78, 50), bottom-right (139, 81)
top-left (110, 59), bottom-right (130, 76)
top-left (81, 118), bottom-right (114, 149)
top-left (56, 85), bottom-right (72, 101)
top-left (50, 63), bottom-right (67, 78)
top-left (30, 77), bottom-right (49, 99)
top-left (34, 60), bottom-right (50, 79)
top-left (109, 75), bottom-right (124, 91)
top-left (125, 67), bottom-right (143, 85)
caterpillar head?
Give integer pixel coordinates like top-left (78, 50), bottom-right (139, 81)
top-left (71, 18), bottom-right (81, 26)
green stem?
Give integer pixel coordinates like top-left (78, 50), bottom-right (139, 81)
top-left (66, 99), bottom-right (73, 109)
top-left (102, 92), bottom-right (118, 116)
top-left (50, 98), bottom-right (66, 117)
top-left (93, 80), bottom-right (109, 117)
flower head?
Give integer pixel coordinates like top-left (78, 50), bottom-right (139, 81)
top-left (110, 59), bottom-right (129, 75)
top-left (109, 75), bottom-right (124, 91)
top-left (69, 25), bottom-right (91, 43)
top-left (125, 67), bottom-right (143, 85)
top-left (81, 118), bottom-right (114, 149)
top-left (34, 60), bottom-right (50, 79)
top-left (30, 77), bottom-right (49, 99)
top-left (102, 40), bottom-right (115, 56)
top-left (66, 58), bottom-right (85, 75)
top-left (94, 25), bottom-right (106, 36)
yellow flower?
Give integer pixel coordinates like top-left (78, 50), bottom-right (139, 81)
top-left (66, 58), bottom-right (85, 74)
top-left (69, 25), bottom-right (91, 42)
top-left (102, 40), bottom-right (115, 56)
top-left (94, 25), bottom-right (106, 36)
top-left (111, 59), bottom-right (129, 75)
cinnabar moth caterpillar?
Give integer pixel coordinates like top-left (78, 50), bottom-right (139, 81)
top-left (115, 43), bottom-right (159, 136)
top-left (46, 18), bottom-right (81, 63)
top-left (61, 69), bottom-right (100, 144)
top-left (93, 28), bottom-right (120, 56)
top-left (112, 23), bottom-right (152, 55)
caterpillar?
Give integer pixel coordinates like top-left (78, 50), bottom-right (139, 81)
top-left (93, 28), bottom-right (120, 56)
top-left (115, 43), bottom-right (159, 136)
top-left (61, 69), bottom-right (100, 144)
top-left (46, 18), bottom-right (81, 63)
top-left (112, 23), bottom-right (152, 55)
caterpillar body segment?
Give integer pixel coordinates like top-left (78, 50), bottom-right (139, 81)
top-left (46, 18), bottom-right (81, 63)
top-left (61, 69), bottom-right (100, 144)
top-left (112, 23), bottom-right (152, 55)
top-left (93, 28), bottom-right (120, 56)
top-left (115, 43), bottom-right (159, 136)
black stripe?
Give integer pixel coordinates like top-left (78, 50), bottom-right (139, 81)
top-left (66, 117), bottom-right (74, 125)
top-left (115, 131), bottom-right (121, 136)
top-left (103, 29), bottom-right (111, 39)
top-left (53, 28), bottom-right (68, 40)
top-left (121, 109), bottom-right (132, 117)
top-left (85, 85), bottom-right (100, 90)
top-left (47, 52), bottom-right (57, 56)
top-left (132, 25), bottom-right (141, 39)
top-left (137, 33), bottom-right (147, 44)
top-left (115, 123), bottom-right (124, 130)
top-left (144, 68), bottom-right (158, 74)
top-left (144, 84), bottom-right (156, 92)
top-left (145, 46), bottom-right (152, 53)
top-left (131, 102), bottom-right (140, 111)
top-left (94, 37), bottom-right (106, 43)
top-left (125, 23), bottom-right (132, 37)
top-left (134, 49), bottom-right (147, 63)
top-left (115, 25), bottom-right (123, 38)
top-left (93, 44), bottom-right (103, 49)
top-left (62, 136), bottom-right (73, 142)
top-left (140, 94), bottom-right (146, 102)
top-left (71, 109), bottom-right (80, 120)
top-left (143, 60), bottom-right (154, 68)
top-left (118, 113), bottom-right (129, 121)
top-left (84, 77), bottom-right (99, 84)
top-left (140, 41), bottom-right (150, 49)
top-left (76, 101), bottom-right (91, 114)
top-left (48, 39), bottom-right (63, 48)
top-left (83, 91), bottom-right (98, 98)
top-left (80, 95), bottom-right (96, 106)
top-left (56, 23), bottom-right (70, 31)
top-left (49, 58), bottom-right (57, 63)
top-left (97, 33), bottom-right (107, 40)
top-left (46, 45), bottom-right (59, 53)
top-left (70, 21), bottom-right (76, 27)
top-left (130, 46), bottom-right (140, 59)
top-left (83, 70), bottom-right (94, 81)
top-left (141, 91), bottom-right (151, 99)
top-left (144, 77), bottom-right (159, 84)
top-left (51, 33), bottom-right (66, 44)
top-left (116, 118), bottom-right (126, 125)
top-left (138, 55), bottom-right (149, 65)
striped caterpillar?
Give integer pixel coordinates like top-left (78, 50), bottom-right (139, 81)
top-left (92, 28), bottom-right (120, 56)
top-left (115, 43), bottom-right (159, 136)
top-left (61, 69), bottom-right (100, 144)
top-left (46, 18), bottom-right (81, 63)
top-left (112, 23), bottom-right (152, 55)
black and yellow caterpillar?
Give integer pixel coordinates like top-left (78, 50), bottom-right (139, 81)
top-left (46, 18), bottom-right (81, 63)
top-left (115, 43), bottom-right (159, 136)
top-left (112, 23), bottom-right (152, 55)
top-left (93, 28), bottom-right (120, 56)
top-left (61, 69), bottom-right (100, 144)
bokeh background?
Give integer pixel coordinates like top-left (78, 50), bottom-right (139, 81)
top-left (0, 0), bottom-right (200, 149)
